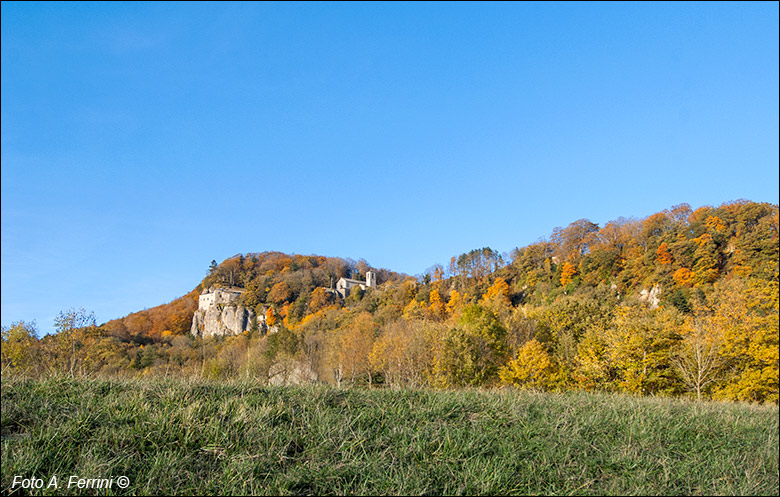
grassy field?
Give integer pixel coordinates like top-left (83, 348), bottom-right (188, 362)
top-left (2, 376), bottom-right (778, 496)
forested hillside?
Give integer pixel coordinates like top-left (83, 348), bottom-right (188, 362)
top-left (3, 200), bottom-right (778, 403)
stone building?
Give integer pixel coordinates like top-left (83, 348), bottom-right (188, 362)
top-left (335, 270), bottom-right (376, 298)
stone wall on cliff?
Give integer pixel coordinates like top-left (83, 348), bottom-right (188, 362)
top-left (190, 287), bottom-right (266, 337)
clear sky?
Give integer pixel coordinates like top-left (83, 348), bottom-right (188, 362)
top-left (2, 2), bottom-right (778, 336)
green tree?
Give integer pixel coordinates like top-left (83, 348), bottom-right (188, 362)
top-left (438, 305), bottom-right (507, 387)
top-left (345, 285), bottom-right (364, 307)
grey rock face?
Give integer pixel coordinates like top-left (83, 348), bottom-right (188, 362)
top-left (190, 287), bottom-right (266, 337)
top-left (639, 284), bottom-right (662, 309)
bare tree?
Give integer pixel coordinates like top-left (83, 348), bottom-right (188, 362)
top-left (54, 307), bottom-right (97, 377)
top-left (672, 316), bottom-right (724, 401)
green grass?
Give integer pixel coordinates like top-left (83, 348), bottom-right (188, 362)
top-left (2, 376), bottom-right (778, 495)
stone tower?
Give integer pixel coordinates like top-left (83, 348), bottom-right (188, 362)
top-left (366, 270), bottom-right (376, 288)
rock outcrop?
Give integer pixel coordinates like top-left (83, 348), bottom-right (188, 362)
top-left (639, 284), bottom-right (662, 309)
top-left (190, 287), bottom-right (265, 337)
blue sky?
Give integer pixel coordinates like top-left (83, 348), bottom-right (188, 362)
top-left (2, 2), bottom-right (778, 336)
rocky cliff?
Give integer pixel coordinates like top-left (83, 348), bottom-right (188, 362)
top-left (190, 287), bottom-right (265, 337)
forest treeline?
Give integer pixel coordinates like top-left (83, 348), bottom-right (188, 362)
top-left (2, 200), bottom-right (778, 403)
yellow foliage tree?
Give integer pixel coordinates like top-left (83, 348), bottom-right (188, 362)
top-left (499, 339), bottom-right (558, 390)
top-left (575, 324), bottom-right (614, 390)
top-left (1, 321), bottom-right (40, 373)
top-left (481, 278), bottom-right (510, 307)
top-left (602, 304), bottom-right (683, 395)
top-left (436, 305), bottom-right (507, 387)
top-left (705, 215), bottom-right (728, 233)
top-left (446, 290), bottom-right (465, 317)
top-left (692, 234), bottom-right (719, 285)
top-left (711, 279), bottom-right (779, 403)
top-left (428, 288), bottom-right (446, 321)
top-left (560, 262), bottom-right (577, 286)
top-left (403, 299), bottom-right (427, 320)
top-left (336, 312), bottom-right (376, 386)
top-left (370, 319), bottom-right (435, 388)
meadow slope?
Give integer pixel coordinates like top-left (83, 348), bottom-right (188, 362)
top-left (2, 376), bottom-right (778, 495)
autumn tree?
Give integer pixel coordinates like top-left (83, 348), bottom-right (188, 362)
top-left (452, 247), bottom-right (503, 284)
top-left (208, 256), bottom-right (243, 287)
top-left (728, 202), bottom-right (778, 280)
top-left (266, 307), bottom-right (277, 327)
top-left (481, 278), bottom-right (511, 310)
top-left (54, 307), bottom-right (97, 376)
top-left (308, 287), bottom-right (334, 314)
top-left (268, 281), bottom-right (293, 305)
top-left (1, 321), bottom-right (40, 374)
top-left (641, 212), bottom-right (672, 244)
top-left (437, 305), bottom-right (507, 387)
top-left (560, 262), bottom-right (577, 287)
top-left (711, 278), bottom-right (779, 403)
top-left (370, 319), bottom-right (436, 388)
top-left (402, 299), bottom-right (427, 320)
top-left (656, 242), bottom-right (673, 265)
top-left (602, 303), bottom-right (683, 395)
top-left (432, 264), bottom-right (444, 282)
top-left (575, 322), bottom-right (616, 390)
top-left (673, 268), bottom-right (695, 287)
top-left (527, 296), bottom-right (613, 387)
top-left (204, 335), bottom-right (253, 379)
top-left (499, 339), bottom-right (558, 390)
top-left (551, 219), bottom-right (600, 261)
top-left (428, 288), bottom-right (446, 321)
top-left (672, 312), bottom-right (725, 401)
top-left (265, 327), bottom-right (301, 383)
top-left (345, 285), bottom-right (364, 307)
top-left (295, 306), bottom-right (347, 382)
top-left (336, 312), bottom-right (376, 386)
top-left (691, 234), bottom-right (719, 285)
top-left (446, 289), bottom-right (466, 317)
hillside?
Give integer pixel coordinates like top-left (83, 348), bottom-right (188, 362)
top-left (100, 253), bottom-right (406, 341)
top-left (2, 200), bottom-right (778, 402)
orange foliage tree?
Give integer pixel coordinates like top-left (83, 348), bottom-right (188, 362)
top-left (673, 268), bottom-right (695, 287)
top-left (560, 262), bottom-right (577, 286)
top-left (656, 242), bottom-right (673, 265)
